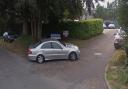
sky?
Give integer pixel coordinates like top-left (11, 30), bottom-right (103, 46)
top-left (83, 0), bottom-right (115, 9)
top-left (99, 0), bottom-right (115, 7)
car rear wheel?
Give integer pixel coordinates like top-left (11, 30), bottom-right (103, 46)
top-left (114, 43), bottom-right (121, 49)
top-left (36, 55), bottom-right (45, 64)
top-left (69, 52), bottom-right (77, 61)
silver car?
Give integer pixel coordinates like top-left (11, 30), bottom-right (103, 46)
top-left (114, 29), bottom-right (126, 49)
top-left (28, 39), bottom-right (80, 63)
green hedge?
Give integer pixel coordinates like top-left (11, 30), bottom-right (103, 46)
top-left (60, 19), bottom-right (103, 39)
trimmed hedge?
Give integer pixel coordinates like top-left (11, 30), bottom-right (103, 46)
top-left (60, 19), bottom-right (103, 39)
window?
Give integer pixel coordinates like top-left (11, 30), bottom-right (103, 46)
top-left (51, 42), bottom-right (62, 49)
top-left (41, 42), bottom-right (51, 49)
top-left (31, 41), bottom-right (42, 48)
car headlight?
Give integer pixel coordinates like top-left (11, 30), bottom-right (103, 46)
top-left (76, 47), bottom-right (80, 52)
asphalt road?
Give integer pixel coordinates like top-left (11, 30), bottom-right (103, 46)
top-left (0, 29), bottom-right (115, 89)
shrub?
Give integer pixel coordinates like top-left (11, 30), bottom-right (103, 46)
top-left (13, 35), bottom-right (36, 47)
top-left (60, 19), bottom-right (103, 39)
top-left (110, 50), bottom-right (127, 66)
top-left (106, 50), bottom-right (128, 89)
top-left (117, 68), bottom-right (128, 85)
top-left (0, 35), bottom-right (36, 56)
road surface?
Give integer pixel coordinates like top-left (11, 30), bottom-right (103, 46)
top-left (0, 29), bottom-right (115, 89)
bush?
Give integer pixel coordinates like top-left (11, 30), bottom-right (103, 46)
top-left (107, 66), bottom-right (128, 89)
top-left (117, 68), bottom-right (128, 85)
top-left (106, 50), bottom-right (128, 89)
top-left (0, 35), bottom-right (36, 56)
top-left (110, 50), bottom-right (127, 66)
top-left (12, 35), bottom-right (36, 47)
top-left (60, 19), bottom-right (103, 39)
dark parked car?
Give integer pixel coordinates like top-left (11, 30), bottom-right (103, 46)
top-left (3, 31), bottom-right (19, 42)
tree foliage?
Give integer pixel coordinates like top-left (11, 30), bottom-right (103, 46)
top-left (95, 5), bottom-right (115, 20)
top-left (118, 0), bottom-right (128, 28)
top-left (83, 0), bottom-right (104, 14)
top-left (0, 0), bottom-right (105, 39)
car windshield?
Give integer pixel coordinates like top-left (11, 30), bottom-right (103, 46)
top-left (59, 41), bottom-right (66, 46)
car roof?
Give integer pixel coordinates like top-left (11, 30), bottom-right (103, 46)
top-left (29, 39), bottom-right (59, 48)
top-left (109, 24), bottom-right (115, 25)
top-left (41, 39), bottom-right (59, 43)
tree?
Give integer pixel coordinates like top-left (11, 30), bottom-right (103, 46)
top-left (1, 0), bottom-right (100, 39)
top-left (95, 5), bottom-right (115, 20)
top-left (118, 0), bottom-right (128, 28)
top-left (95, 5), bottom-right (105, 19)
top-left (14, 0), bottom-right (83, 39)
top-left (64, 0), bottom-right (83, 19)
top-left (0, 0), bottom-right (19, 33)
top-left (15, 0), bottom-right (35, 35)
top-left (83, 0), bottom-right (104, 14)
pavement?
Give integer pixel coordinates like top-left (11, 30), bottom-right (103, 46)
top-left (0, 29), bottom-right (115, 89)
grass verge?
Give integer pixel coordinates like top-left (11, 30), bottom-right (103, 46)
top-left (0, 35), bottom-right (36, 57)
top-left (106, 49), bottom-right (128, 89)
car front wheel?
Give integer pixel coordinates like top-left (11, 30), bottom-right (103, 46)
top-left (69, 52), bottom-right (77, 61)
top-left (36, 55), bottom-right (45, 64)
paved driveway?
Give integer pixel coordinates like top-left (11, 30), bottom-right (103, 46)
top-left (0, 29), bottom-right (115, 89)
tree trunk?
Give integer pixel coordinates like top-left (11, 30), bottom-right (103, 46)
top-left (37, 11), bottom-right (42, 40)
top-left (37, 20), bottom-right (42, 40)
top-left (30, 15), bottom-right (33, 37)
top-left (34, 20), bottom-right (37, 38)
top-left (22, 20), bottom-right (28, 35)
top-left (30, 16), bottom-right (38, 39)
top-left (31, 20), bottom-right (34, 37)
